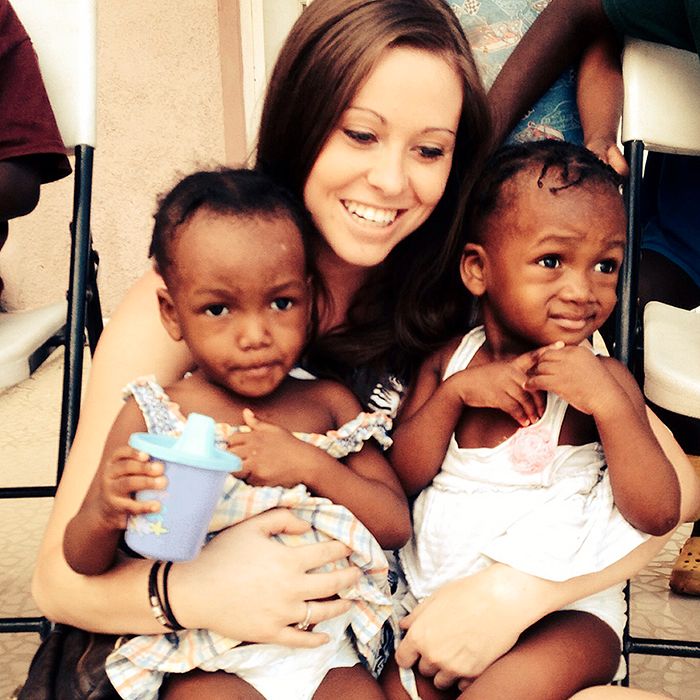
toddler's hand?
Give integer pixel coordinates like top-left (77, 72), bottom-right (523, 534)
top-left (451, 344), bottom-right (558, 426)
top-left (524, 344), bottom-right (619, 416)
top-left (226, 409), bottom-right (311, 488)
top-left (87, 446), bottom-right (166, 530)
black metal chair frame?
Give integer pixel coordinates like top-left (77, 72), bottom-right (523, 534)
top-left (0, 143), bottom-right (102, 634)
top-left (617, 141), bottom-right (700, 683)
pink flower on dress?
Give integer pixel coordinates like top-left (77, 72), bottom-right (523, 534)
top-left (509, 422), bottom-right (556, 474)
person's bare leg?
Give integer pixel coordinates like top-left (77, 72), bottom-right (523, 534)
top-left (314, 664), bottom-right (386, 699)
top-left (160, 668), bottom-right (265, 699)
top-left (571, 688), bottom-right (672, 699)
top-left (380, 655), bottom-right (456, 700)
top-left (459, 610), bottom-right (620, 700)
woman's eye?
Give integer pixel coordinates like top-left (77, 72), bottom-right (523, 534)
top-left (595, 259), bottom-right (618, 274)
top-left (271, 297), bottom-right (294, 311)
top-left (343, 129), bottom-right (376, 145)
top-left (205, 304), bottom-right (229, 317)
top-left (538, 255), bottom-right (561, 269)
top-left (417, 145), bottom-right (445, 160)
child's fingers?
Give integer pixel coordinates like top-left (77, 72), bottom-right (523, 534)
top-left (512, 342), bottom-right (564, 375)
top-left (109, 447), bottom-right (164, 476)
top-left (501, 385), bottom-right (541, 426)
top-left (242, 408), bottom-right (261, 429)
top-left (528, 388), bottom-right (547, 418)
top-left (606, 144), bottom-right (629, 177)
top-left (242, 408), bottom-right (283, 434)
top-left (112, 494), bottom-right (161, 516)
top-left (106, 471), bottom-right (167, 498)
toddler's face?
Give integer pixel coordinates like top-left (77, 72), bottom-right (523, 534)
top-left (161, 210), bottom-right (310, 398)
top-left (478, 178), bottom-right (626, 351)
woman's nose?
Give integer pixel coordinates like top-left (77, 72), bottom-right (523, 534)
top-left (366, 147), bottom-right (407, 196)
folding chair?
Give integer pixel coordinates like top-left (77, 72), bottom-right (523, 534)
top-left (617, 37), bottom-right (700, 683)
top-left (616, 38), bottom-right (700, 372)
top-left (0, 0), bottom-right (102, 634)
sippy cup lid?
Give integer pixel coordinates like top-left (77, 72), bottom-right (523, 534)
top-left (128, 413), bottom-right (241, 472)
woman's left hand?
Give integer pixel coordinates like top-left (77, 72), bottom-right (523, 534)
top-left (395, 566), bottom-right (532, 688)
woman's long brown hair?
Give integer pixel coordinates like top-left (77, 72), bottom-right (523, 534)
top-left (256, 0), bottom-right (491, 382)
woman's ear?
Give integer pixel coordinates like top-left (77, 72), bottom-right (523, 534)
top-left (460, 243), bottom-right (487, 296)
top-left (156, 287), bottom-right (184, 342)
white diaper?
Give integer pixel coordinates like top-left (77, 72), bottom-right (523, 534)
top-left (229, 611), bottom-right (360, 700)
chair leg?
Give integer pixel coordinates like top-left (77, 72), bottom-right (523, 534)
top-left (57, 144), bottom-right (95, 481)
top-left (615, 140), bottom-right (644, 377)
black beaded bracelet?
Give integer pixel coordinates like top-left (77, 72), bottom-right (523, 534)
top-left (147, 560), bottom-right (184, 631)
top-left (160, 560), bottom-right (184, 631)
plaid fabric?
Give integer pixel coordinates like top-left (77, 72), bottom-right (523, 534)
top-left (105, 377), bottom-right (398, 700)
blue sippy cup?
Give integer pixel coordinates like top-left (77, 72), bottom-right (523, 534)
top-left (125, 413), bottom-right (241, 561)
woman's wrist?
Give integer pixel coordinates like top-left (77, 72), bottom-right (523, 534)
top-left (481, 563), bottom-right (562, 623)
top-left (165, 559), bottom-right (201, 631)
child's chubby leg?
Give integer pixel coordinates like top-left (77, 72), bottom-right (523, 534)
top-left (161, 664), bottom-right (385, 700)
top-left (458, 610), bottom-right (620, 700)
top-left (381, 655), bottom-right (455, 700)
top-left (381, 610), bottom-right (619, 700)
top-left (160, 669), bottom-right (265, 699)
top-left (313, 664), bottom-right (386, 699)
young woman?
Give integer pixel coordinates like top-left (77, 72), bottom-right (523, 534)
top-left (29, 0), bottom-right (700, 692)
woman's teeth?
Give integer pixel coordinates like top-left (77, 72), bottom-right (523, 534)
top-left (343, 200), bottom-right (397, 226)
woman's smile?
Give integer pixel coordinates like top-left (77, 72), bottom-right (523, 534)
top-left (342, 200), bottom-right (399, 227)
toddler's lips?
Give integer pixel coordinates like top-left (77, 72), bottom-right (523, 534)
top-left (551, 316), bottom-right (590, 331)
top-left (237, 363), bottom-right (279, 379)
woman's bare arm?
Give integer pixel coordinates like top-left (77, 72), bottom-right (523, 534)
top-left (32, 269), bottom-right (192, 629)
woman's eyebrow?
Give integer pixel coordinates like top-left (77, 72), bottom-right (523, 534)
top-left (345, 106), bottom-right (457, 136)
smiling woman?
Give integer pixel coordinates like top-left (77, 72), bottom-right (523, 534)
top-left (26, 1), bottom-right (700, 698)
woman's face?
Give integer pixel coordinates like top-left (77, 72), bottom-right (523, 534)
top-left (303, 47), bottom-right (463, 268)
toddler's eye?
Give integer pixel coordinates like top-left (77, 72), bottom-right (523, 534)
top-left (538, 255), bottom-right (561, 269)
top-left (205, 304), bottom-right (229, 317)
top-left (343, 129), bottom-right (376, 145)
top-left (271, 297), bottom-right (294, 311)
top-left (595, 260), bottom-right (618, 274)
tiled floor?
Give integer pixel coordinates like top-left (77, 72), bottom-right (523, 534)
top-left (0, 351), bottom-right (698, 699)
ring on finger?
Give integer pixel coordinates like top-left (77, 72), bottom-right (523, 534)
top-left (295, 602), bottom-right (312, 631)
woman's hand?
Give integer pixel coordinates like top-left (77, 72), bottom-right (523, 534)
top-left (170, 508), bottom-right (361, 647)
top-left (395, 565), bottom-right (562, 689)
top-left (396, 565), bottom-right (531, 688)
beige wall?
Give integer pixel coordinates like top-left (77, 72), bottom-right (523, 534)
top-left (2, 0), bottom-right (247, 314)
